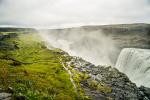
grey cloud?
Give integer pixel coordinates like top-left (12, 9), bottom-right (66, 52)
top-left (0, 0), bottom-right (150, 28)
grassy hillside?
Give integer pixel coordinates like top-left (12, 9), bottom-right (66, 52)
top-left (0, 32), bottom-right (87, 100)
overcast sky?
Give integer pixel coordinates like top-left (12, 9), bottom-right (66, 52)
top-left (0, 0), bottom-right (150, 28)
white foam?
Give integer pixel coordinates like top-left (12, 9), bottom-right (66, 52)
top-left (116, 48), bottom-right (150, 87)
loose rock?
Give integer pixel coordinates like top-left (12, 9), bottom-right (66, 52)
top-left (0, 93), bottom-right (11, 100)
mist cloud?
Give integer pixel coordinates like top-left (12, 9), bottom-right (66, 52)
top-left (38, 29), bottom-right (119, 66)
top-left (0, 0), bottom-right (150, 28)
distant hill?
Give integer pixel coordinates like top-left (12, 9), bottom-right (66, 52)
top-left (0, 27), bottom-right (37, 32)
top-left (42, 23), bottom-right (150, 64)
top-left (1, 23), bottom-right (150, 49)
top-left (1, 23), bottom-right (150, 35)
top-left (49, 23), bottom-right (150, 35)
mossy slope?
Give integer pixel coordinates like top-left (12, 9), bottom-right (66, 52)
top-left (0, 32), bottom-right (80, 100)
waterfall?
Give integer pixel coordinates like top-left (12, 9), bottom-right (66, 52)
top-left (115, 48), bottom-right (150, 87)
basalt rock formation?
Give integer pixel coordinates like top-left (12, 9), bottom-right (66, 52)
top-left (68, 57), bottom-right (150, 100)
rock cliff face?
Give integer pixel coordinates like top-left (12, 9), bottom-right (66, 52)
top-left (0, 33), bottom-right (17, 40)
top-left (67, 57), bottom-right (150, 100)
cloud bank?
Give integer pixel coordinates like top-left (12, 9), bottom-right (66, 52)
top-left (0, 0), bottom-right (150, 28)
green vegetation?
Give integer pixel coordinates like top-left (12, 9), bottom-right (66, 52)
top-left (88, 80), bottom-right (112, 94)
top-left (70, 69), bottom-right (91, 100)
top-left (0, 32), bottom-right (86, 99)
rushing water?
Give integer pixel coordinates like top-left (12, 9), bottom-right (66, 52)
top-left (116, 48), bottom-right (150, 87)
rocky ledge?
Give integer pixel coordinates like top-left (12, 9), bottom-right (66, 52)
top-left (67, 57), bottom-right (150, 100)
top-left (0, 92), bottom-right (11, 100)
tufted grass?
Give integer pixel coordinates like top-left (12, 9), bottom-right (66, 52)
top-left (0, 32), bottom-right (82, 100)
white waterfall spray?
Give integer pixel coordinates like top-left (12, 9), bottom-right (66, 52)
top-left (38, 29), bottom-right (118, 66)
top-left (116, 48), bottom-right (150, 87)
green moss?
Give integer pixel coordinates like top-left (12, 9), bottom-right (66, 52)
top-left (97, 83), bottom-right (112, 94)
top-left (69, 68), bottom-right (91, 99)
top-left (0, 32), bottom-right (84, 100)
top-left (88, 80), bottom-right (98, 88)
top-left (88, 80), bottom-right (112, 94)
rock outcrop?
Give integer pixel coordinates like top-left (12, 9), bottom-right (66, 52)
top-left (0, 93), bottom-right (12, 100)
top-left (68, 57), bottom-right (150, 100)
top-left (0, 33), bottom-right (17, 40)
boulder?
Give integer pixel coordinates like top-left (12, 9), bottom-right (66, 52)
top-left (0, 93), bottom-right (11, 100)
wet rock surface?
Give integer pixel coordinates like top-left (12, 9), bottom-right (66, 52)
top-left (68, 57), bottom-right (150, 100)
top-left (0, 92), bottom-right (12, 100)
top-left (0, 87), bottom-right (13, 100)
top-left (0, 33), bottom-right (19, 51)
top-left (0, 33), bottom-right (17, 40)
